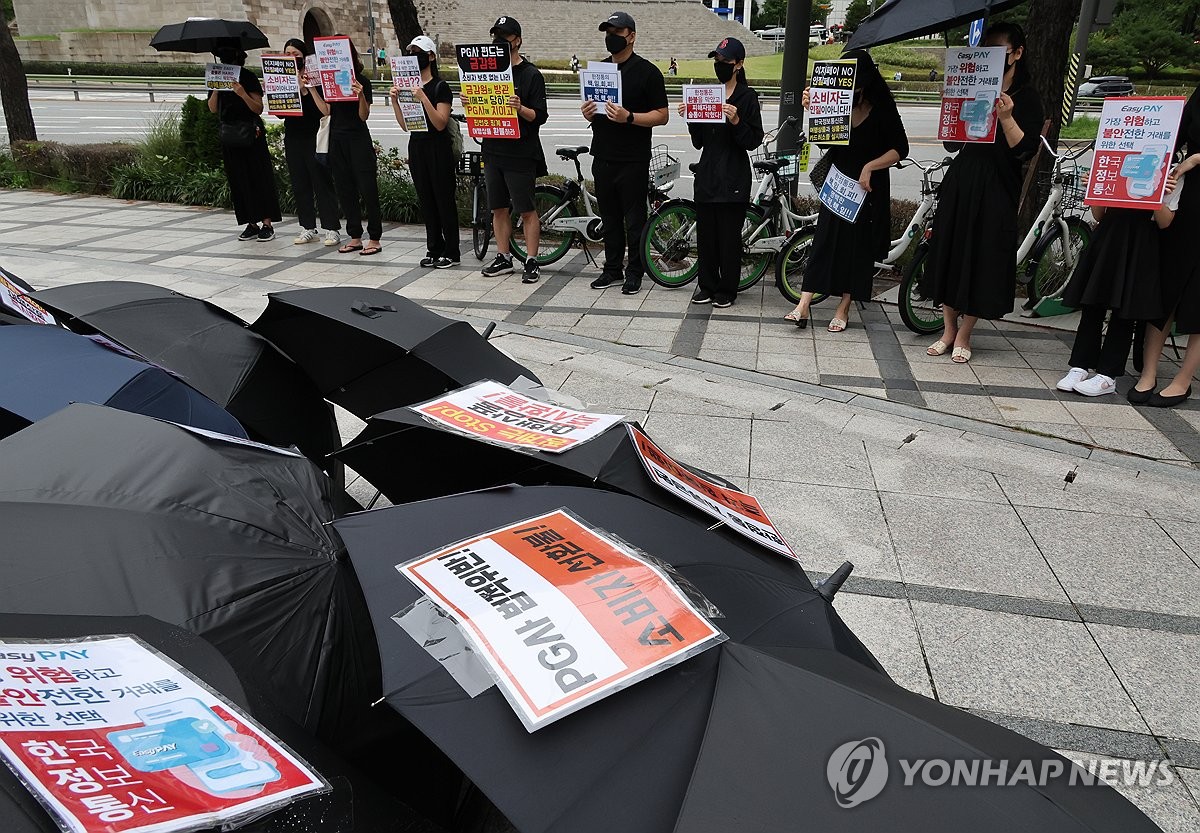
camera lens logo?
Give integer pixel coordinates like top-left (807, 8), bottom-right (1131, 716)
top-left (826, 737), bottom-right (888, 808)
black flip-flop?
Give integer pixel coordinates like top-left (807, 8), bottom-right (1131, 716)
top-left (359, 245), bottom-right (383, 256)
top-left (338, 243), bottom-right (363, 253)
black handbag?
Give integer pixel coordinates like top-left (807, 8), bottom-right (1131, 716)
top-left (219, 120), bottom-right (258, 148)
top-left (809, 147), bottom-right (835, 189)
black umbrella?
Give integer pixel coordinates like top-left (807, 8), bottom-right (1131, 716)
top-left (847, 0), bottom-right (1026, 49)
top-left (250, 288), bottom-right (540, 419)
top-left (150, 18), bottom-right (270, 53)
top-left (33, 281), bottom-right (341, 472)
top-left (336, 485), bottom-right (1157, 833)
top-left (0, 324), bottom-right (247, 440)
top-left (0, 404), bottom-right (380, 752)
top-left (0, 614), bottom-right (439, 833)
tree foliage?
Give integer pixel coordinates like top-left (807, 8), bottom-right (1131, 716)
top-left (844, 0), bottom-right (870, 32)
top-left (1088, 2), bottom-right (1197, 78)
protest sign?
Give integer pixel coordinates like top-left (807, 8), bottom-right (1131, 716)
top-left (388, 55), bottom-right (427, 131)
top-left (0, 636), bottom-right (326, 833)
top-left (398, 509), bottom-right (726, 731)
top-left (1085, 96), bottom-right (1186, 209)
top-left (457, 42), bottom-right (518, 140)
top-left (683, 85), bottom-right (726, 123)
top-left (203, 63), bottom-right (240, 92)
top-left (819, 164), bottom-right (868, 223)
top-left (0, 272), bottom-right (55, 325)
top-left (626, 425), bottom-right (798, 561)
top-left (807, 59), bottom-right (857, 145)
top-left (389, 55), bottom-right (423, 89)
top-left (260, 55), bottom-right (302, 118)
top-left (303, 55), bottom-right (320, 88)
top-left (410, 380), bottom-right (624, 453)
top-left (579, 65), bottom-right (621, 117)
top-left (312, 36), bottom-right (357, 103)
top-left (937, 46), bottom-right (1006, 143)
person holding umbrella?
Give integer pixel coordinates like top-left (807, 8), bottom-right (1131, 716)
top-left (207, 44), bottom-right (281, 242)
top-left (919, 21), bottom-right (1042, 363)
top-left (282, 38), bottom-right (341, 248)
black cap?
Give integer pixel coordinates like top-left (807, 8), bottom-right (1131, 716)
top-left (490, 16), bottom-right (521, 37)
top-left (709, 37), bottom-right (746, 62)
top-left (599, 11), bottom-right (636, 31)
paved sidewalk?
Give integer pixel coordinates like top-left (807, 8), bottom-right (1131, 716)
top-left (4, 190), bottom-right (1199, 830)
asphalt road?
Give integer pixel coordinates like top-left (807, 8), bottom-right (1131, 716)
top-left (6, 92), bottom-right (958, 201)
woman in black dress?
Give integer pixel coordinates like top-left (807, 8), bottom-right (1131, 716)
top-left (282, 39), bottom-right (342, 247)
top-left (1134, 85), bottom-right (1200, 406)
top-left (786, 50), bottom-right (909, 331)
top-left (207, 46), bottom-right (281, 242)
top-left (920, 22), bottom-right (1043, 363)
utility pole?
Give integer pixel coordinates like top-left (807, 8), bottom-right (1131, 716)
top-left (1062, 0), bottom-right (1117, 126)
top-left (777, 0), bottom-right (813, 154)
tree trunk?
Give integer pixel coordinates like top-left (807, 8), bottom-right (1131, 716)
top-left (0, 9), bottom-right (36, 142)
top-left (385, 0), bottom-right (422, 51)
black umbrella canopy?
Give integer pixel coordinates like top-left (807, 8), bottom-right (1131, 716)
top-left (250, 288), bottom-right (540, 419)
top-left (0, 404), bottom-right (380, 751)
top-left (337, 486), bottom-right (1157, 833)
top-left (150, 18), bottom-right (269, 53)
top-left (847, 0), bottom-right (1026, 49)
top-left (33, 281), bottom-right (341, 470)
top-left (0, 614), bottom-right (439, 833)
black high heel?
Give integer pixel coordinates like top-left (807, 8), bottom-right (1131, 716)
top-left (795, 316), bottom-right (809, 330)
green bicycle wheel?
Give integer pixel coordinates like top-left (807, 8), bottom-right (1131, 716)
top-left (1028, 218), bottom-right (1091, 304)
top-left (642, 200), bottom-right (699, 287)
top-left (738, 205), bottom-right (773, 291)
top-left (897, 245), bottom-right (944, 335)
top-left (511, 185), bottom-right (576, 265)
top-left (774, 228), bottom-right (829, 305)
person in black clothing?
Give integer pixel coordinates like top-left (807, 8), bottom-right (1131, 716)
top-left (919, 22), bottom-right (1043, 363)
top-left (208, 46), bottom-right (281, 242)
top-left (787, 50), bottom-right (909, 330)
top-left (313, 38), bottom-right (383, 256)
top-left (680, 37), bottom-right (764, 309)
top-left (282, 39), bottom-right (341, 248)
top-left (583, 11), bottom-right (669, 294)
top-left (465, 16), bottom-right (549, 284)
top-left (391, 35), bottom-right (460, 268)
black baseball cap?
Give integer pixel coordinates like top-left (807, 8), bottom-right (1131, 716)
top-left (599, 11), bottom-right (636, 31)
top-left (490, 16), bottom-right (521, 37)
top-left (709, 37), bottom-right (746, 62)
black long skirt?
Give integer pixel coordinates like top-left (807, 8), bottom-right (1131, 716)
top-left (1159, 171), bottom-right (1200, 333)
top-left (1062, 208), bottom-right (1162, 321)
top-left (802, 198), bottom-right (877, 300)
top-left (222, 130), bottom-right (281, 226)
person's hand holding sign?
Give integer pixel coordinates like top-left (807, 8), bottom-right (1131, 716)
top-left (722, 102), bottom-right (739, 125)
top-left (675, 101), bottom-right (686, 118)
top-left (581, 99), bottom-right (597, 120)
top-left (995, 92), bottom-right (1015, 123)
top-left (605, 101), bottom-right (630, 123)
top-left (801, 86), bottom-right (811, 111)
top-left (411, 84), bottom-right (428, 104)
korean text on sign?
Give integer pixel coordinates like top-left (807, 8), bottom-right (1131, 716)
top-left (807, 59), bottom-right (857, 146)
top-left (457, 42), bottom-right (519, 140)
top-left (937, 46), bottom-right (1006, 143)
top-left (398, 509), bottom-right (726, 731)
top-left (0, 271), bottom-right (56, 325)
top-left (0, 636), bottom-right (326, 833)
top-left (261, 55), bottom-right (303, 118)
top-left (312, 35), bottom-right (357, 102)
top-left (818, 164), bottom-right (868, 223)
top-left (203, 63), bottom-right (240, 92)
top-left (580, 66), bottom-right (622, 114)
top-left (683, 85), bottom-right (726, 124)
top-left (1084, 96), bottom-right (1186, 209)
top-left (410, 380), bottom-right (625, 453)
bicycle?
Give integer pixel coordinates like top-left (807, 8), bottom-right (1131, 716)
top-left (453, 114), bottom-right (491, 261)
top-left (508, 144), bottom-right (681, 265)
top-left (897, 136), bottom-right (1094, 334)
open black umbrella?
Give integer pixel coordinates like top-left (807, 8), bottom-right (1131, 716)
top-left (336, 485), bottom-right (1157, 833)
top-left (250, 288), bottom-right (539, 419)
top-left (0, 404), bottom-right (380, 752)
top-left (847, 0), bottom-right (1026, 49)
top-left (33, 281), bottom-right (340, 472)
top-left (150, 19), bottom-right (269, 53)
top-left (0, 614), bottom-right (439, 833)
top-left (0, 324), bottom-right (246, 440)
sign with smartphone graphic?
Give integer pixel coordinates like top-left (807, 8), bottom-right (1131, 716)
top-left (0, 636), bottom-right (326, 833)
top-left (1085, 96), bottom-right (1186, 209)
top-left (938, 46), bottom-right (1006, 143)
top-left (313, 35), bottom-right (358, 102)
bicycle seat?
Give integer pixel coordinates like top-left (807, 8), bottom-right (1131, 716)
top-left (556, 146), bottom-right (590, 160)
top-left (753, 159), bottom-right (783, 174)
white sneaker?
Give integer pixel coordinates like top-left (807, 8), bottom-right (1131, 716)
top-left (1074, 373), bottom-right (1116, 397)
top-left (323, 230), bottom-right (342, 247)
top-left (1056, 367), bottom-right (1088, 392)
top-left (293, 228), bottom-right (320, 244)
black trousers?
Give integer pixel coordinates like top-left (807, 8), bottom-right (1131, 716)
top-left (696, 201), bottom-right (745, 303)
top-left (330, 132), bottom-right (382, 242)
top-left (410, 139), bottom-right (461, 260)
top-left (593, 157), bottom-right (649, 280)
top-left (1069, 306), bottom-right (1137, 379)
top-left (284, 130), bottom-right (340, 232)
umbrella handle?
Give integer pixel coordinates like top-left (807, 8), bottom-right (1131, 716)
top-left (482, 322), bottom-right (496, 339)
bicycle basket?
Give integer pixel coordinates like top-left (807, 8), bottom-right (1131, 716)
top-left (1038, 168), bottom-right (1087, 212)
top-left (457, 151), bottom-right (484, 177)
top-left (650, 145), bottom-right (681, 189)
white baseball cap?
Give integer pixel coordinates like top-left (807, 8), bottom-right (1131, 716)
top-left (408, 35), bottom-right (437, 55)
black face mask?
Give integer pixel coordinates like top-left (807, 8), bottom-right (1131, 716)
top-left (414, 52), bottom-right (430, 69)
top-left (714, 62), bottom-right (736, 83)
top-left (605, 33), bottom-right (628, 55)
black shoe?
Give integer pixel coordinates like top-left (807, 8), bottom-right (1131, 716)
top-left (795, 316), bottom-right (809, 329)
top-left (435, 256), bottom-right (460, 269)
top-left (621, 279), bottom-right (641, 295)
top-left (481, 253), bottom-right (514, 277)
top-left (238, 223), bottom-right (259, 241)
top-left (591, 273), bottom-right (622, 289)
top-left (420, 255), bottom-right (437, 268)
top-left (1149, 386), bottom-right (1192, 408)
top-left (1126, 385), bottom-right (1156, 405)
top-left (691, 288), bottom-right (713, 304)
top-left (713, 297), bottom-right (733, 309)
top-left (521, 257), bottom-right (540, 284)
top-left (257, 225), bottom-right (275, 242)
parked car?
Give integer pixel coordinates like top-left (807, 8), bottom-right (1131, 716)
top-left (758, 27), bottom-right (786, 40)
top-left (1077, 75), bottom-right (1135, 97)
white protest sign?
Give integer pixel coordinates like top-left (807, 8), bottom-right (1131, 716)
top-left (1086, 96), bottom-right (1187, 209)
top-left (819, 164), bottom-right (868, 223)
top-left (390, 55), bottom-right (423, 89)
top-left (389, 55), bottom-right (427, 131)
top-left (0, 272), bottom-right (55, 325)
top-left (938, 46), bottom-right (1006, 143)
top-left (683, 84), bottom-right (727, 123)
top-left (312, 36), bottom-right (357, 102)
top-left (807, 59), bottom-right (856, 145)
top-left (203, 63), bottom-right (240, 92)
top-left (580, 65), bottom-right (621, 116)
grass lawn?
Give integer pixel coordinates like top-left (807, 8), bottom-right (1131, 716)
top-left (1059, 116), bottom-right (1099, 141)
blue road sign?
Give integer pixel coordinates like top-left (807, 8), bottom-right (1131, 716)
top-left (968, 18), bottom-right (985, 47)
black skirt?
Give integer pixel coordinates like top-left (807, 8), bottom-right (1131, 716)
top-left (803, 198), bottom-right (877, 300)
top-left (1062, 208), bottom-right (1162, 320)
top-left (221, 125), bottom-right (281, 226)
top-left (1159, 170), bottom-right (1200, 332)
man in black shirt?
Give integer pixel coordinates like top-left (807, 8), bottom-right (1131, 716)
top-left (581, 11), bottom-right (669, 294)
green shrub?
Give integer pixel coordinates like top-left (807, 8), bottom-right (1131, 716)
top-left (7, 140), bottom-right (137, 194)
top-left (375, 145), bottom-right (420, 223)
top-left (140, 108), bottom-right (182, 161)
top-left (180, 95), bottom-right (222, 169)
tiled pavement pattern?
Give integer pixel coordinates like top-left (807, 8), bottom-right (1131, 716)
top-left (4, 190), bottom-right (1199, 830)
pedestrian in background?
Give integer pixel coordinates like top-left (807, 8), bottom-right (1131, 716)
top-left (680, 37), bottom-right (763, 309)
top-left (583, 11), bottom-right (669, 295)
top-left (282, 38), bottom-right (341, 247)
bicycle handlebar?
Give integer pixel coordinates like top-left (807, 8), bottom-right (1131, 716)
top-left (1039, 133), bottom-right (1094, 161)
